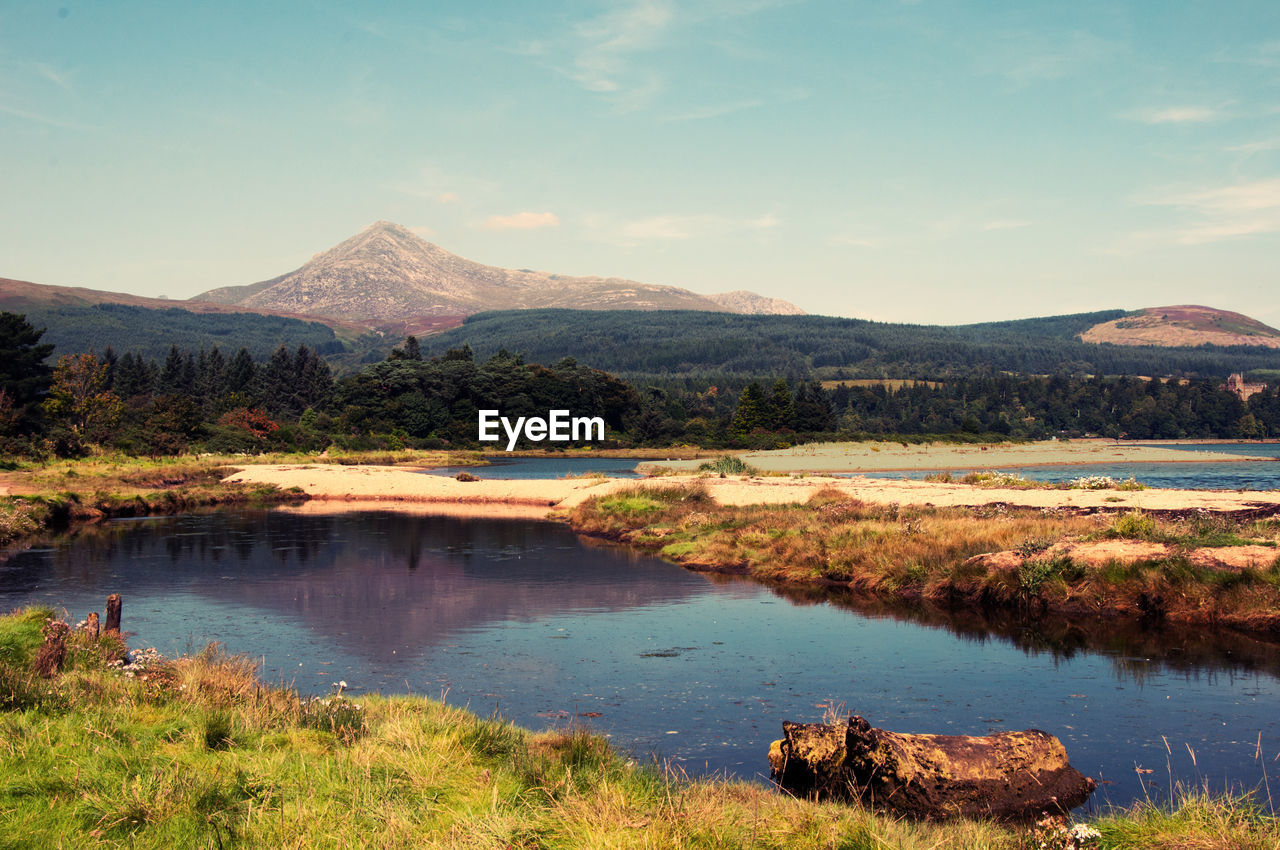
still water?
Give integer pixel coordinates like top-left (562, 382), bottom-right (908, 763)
top-left (423, 456), bottom-right (653, 479)
top-left (420, 444), bottom-right (1280, 490)
top-left (3, 510), bottom-right (1278, 812)
top-left (851, 442), bottom-right (1280, 491)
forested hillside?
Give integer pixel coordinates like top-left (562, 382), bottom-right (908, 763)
top-left (418, 309), bottom-right (1280, 381)
top-left (17, 303), bottom-right (354, 362)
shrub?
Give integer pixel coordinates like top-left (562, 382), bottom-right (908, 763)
top-left (203, 711), bottom-right (233, 750)
top-left (697, 455), bottom-right (760, 476)
top-left (1110, 510), bottom-right (1156, 539)
top-left (1018, 554), bottom-right (1083, 596)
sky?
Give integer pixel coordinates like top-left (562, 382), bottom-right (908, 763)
top-left (2, 0), bottom-right (1278, 326)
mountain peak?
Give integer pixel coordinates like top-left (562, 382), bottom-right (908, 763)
top-left (191, 222), bottom-right (804, 325)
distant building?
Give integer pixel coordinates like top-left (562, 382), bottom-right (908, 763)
top-left (1224, 373), bottom-right (1267, 401)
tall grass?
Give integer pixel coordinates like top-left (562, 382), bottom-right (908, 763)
top-left (2, 608), bottom-right (1277, 846)
top-left (0, 609), bottom-right (1033, 848)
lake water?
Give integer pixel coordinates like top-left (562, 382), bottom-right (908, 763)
top-left (3, 509), bottom-right (1278, 813)
top-left (423, 456), bottom-right (651, 479)
top-left (848, 442), bottom-right (1280, 491)
top-left (419, 444), bottom-right (1280, 491)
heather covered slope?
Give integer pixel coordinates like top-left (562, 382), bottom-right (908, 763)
top-left (1081, 305), bottom-right (1280, 349)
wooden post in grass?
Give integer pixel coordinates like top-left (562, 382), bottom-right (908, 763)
top-left (105, 594), bottom-right (121, 634)
top-left (84, 611), bottom-right (100, 639)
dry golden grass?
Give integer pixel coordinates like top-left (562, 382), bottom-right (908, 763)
top-left (572, 484), bottom-right (1280, 635)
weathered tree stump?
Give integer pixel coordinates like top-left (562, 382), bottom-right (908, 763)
top-left (768, 715), bottom-right (1096, 820)
top-left (104, 594), bottom-right (122, 634)
top-left (33, 620), bottom-right (71, 678)
top-left (84, 611), bottom-right (100, 639)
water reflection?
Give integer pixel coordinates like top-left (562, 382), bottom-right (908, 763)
top-left (1, 511), bottom-right (717, 664)
top-left (764, 583), bottom-right (1280, 684)
top-left (2, 509), bottom-right (1278, 810)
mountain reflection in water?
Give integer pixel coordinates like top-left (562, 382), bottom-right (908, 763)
top-left (0, 511), bottom-right (721, 663)
top-left (2, 509), bottom-right (1278, 811)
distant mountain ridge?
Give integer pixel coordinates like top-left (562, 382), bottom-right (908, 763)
top-left (193, 221), bottom-right (804, 322)
top-left (1080, 305), bottom-right (1280, 349)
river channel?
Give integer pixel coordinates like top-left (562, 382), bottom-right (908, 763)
top-left (3, 507), bottom-right (1278, 813)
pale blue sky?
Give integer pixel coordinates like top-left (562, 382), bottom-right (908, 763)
top-left (2, 1), bottom-right (1278, 325)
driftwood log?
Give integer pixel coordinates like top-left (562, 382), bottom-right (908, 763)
top-left (768, 715), bottom-right (1096, 820)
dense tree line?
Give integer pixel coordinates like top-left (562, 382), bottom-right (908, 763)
top-left (16, 303), bottom-right (350, 362)
top-left (334, 345), bottom-right (640, 447)
top-left (825, 375), bottom-right (1275, 440)
top-left (5, 310), bottom-right (1280, 459)
top-left (627, 374), bottom-right (1279, 447)
top-left (419, 309), bottom-right (1280, 381)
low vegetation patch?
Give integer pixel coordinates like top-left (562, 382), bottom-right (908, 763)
top-left (0, 449), bottom-right (493, 548)
top-left (946, 472), bottom-right (1149, 492)
top-left (1, 608), bottom-right (1273, 848)
top-left (572, 488), bottom-right (1280, 635)
top-left (697, 455), bottom-right (762, 476)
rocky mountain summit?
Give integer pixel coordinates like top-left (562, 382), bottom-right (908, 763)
top-left (193, 221), bottom-right (803, 323)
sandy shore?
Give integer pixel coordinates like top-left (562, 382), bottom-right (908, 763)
top-left (642, 439), bottom-right (1273, 474)
top-left (225, 460), bottom-right (1280, 518)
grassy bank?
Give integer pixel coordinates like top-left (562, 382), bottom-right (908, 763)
top-left (1, 608), bottom-right (1275, 848)
top-left (569, 483), bottom-right (1280, 636)
top-left (0, 449), bottom-right (490, 548)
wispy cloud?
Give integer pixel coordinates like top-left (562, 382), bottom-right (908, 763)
top-left (976, 29), bottom-right (1121, 87)
top-left (662, 98), bottom-right (763, 122)
top-left (571, 0), bottom-right (674, 96)
top-left (1213, 39), bottom-right (1280, 69)
top-left (393, 164), bottom-right (497, 205)
top-left (560, 0), bottom-right (793, 110)
top-left (1142, 178), bottom-right (1280, 244)
top-left (32, 62), bottom-right (73, 91)
top-left (482, 211), bottom-right (560, 231)
top-left (587, 211), bottom-right (778, 246)
top-left (982, 219), bottom-right (1033, 231)
top-left (0, 102), bottom-right (90, 130)
top-left (829, 234), bottom-right (885, 249)
top-left (1128, 106), bottom-right (1221, 125)
top-left (1227, 138), bottom-right (1280, 155)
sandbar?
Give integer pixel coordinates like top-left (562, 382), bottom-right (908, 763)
top-left (225, 458), bottom-right (1280, 518)
top-left (642, 439), bottom-right (1273, 474)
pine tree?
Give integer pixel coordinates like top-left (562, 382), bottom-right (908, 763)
top-left (730, 382), bottom-right (767, 437)
top-left (0, 312), bottom-right (55, 436)
top-left (767, 378), bottom-right (795, 431)
top-left (224, 348), bottom-right (256, 397)
top-left (262, 345), bottom-right (297, 415)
